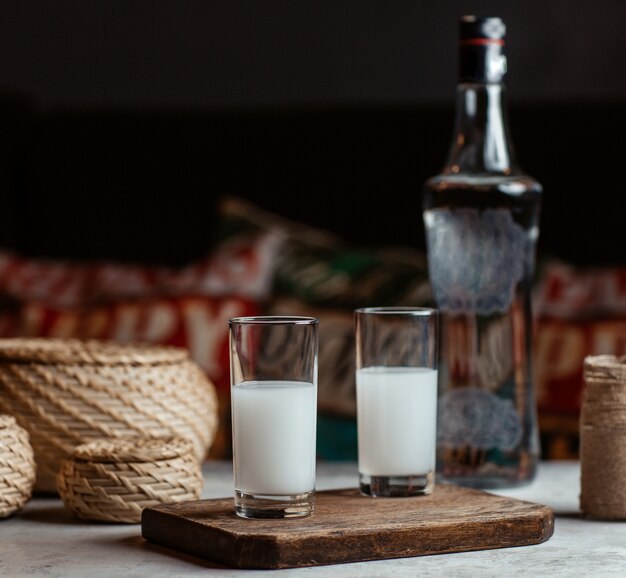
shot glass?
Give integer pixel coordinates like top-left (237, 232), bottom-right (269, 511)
top-left (229, 316), bottom-right (318, 519)
top-left (355, 307), bottom-right (438, 497)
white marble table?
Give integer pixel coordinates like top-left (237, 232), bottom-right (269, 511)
top-left (1, 461), bottom-right (625, 577)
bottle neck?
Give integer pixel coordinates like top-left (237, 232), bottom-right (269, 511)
top-left (444, 82), bottom-right (517, 176)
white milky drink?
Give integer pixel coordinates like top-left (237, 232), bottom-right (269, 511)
top-left (357, 366), bottom-right (438, 476)
top-left (232, 380), bottom-right (316, 496)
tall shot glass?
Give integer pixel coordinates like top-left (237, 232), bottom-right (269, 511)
top-left (229, 316), bottom-right (318, 519)
top-left (355, 307), bottom-right (438, 497)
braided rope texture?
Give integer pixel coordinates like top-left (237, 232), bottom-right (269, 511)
top-left (0, 415), bottom-right (36, 518)
top-left (0, 339), bottom-right (218, 493)
top-left (57, 438), bottom-right (203, 523)
top-left (581, 355), bottom-right (626, 520)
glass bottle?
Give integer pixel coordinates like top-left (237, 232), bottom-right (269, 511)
top-left (423, 16), bottom-right (542, 488)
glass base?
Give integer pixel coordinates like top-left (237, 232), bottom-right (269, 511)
top-left (359, 471), bottom-right (434, 497)
top-left (437, 453), bottom-right (538, 489)
top-left (234, 489), bottom-right (315, 519)
top-left (437, 471), bottom-right (535, 489)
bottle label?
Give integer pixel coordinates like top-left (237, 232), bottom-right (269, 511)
top-left (438, 387), bottom-right (522, 450)
top-left (425, 208), bottom-right (526, 315)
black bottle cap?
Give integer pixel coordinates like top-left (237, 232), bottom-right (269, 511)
top-left (458, 16), bottom-right (507, 83)
top-left (460, 16), bottom-right (506, 42)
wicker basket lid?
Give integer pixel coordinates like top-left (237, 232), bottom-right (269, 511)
top-left (71, 438), bottom-right (195, 463)
top-left (0, 338), bottom-right (188, 366)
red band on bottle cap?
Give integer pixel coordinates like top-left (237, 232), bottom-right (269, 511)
top-left (461, 38), bottom-right (505, 47)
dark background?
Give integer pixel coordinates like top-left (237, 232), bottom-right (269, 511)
top-left (0, 1), bottom-right (624, 265)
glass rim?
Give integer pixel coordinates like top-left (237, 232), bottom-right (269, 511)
top-left (355, 307), bottom-right (438, 317)
top-left (229, 315), bottom-right (319, 326)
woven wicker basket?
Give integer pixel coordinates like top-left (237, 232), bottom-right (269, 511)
top-left (0, 338), bottom-right (218, 493)
top-left (57, 437), bottom-right (203, 523)
top-left (0, 414), bottom-right (36, 518)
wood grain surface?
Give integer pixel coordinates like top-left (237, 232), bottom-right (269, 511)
top-left (141, 484), bottom-right (554, 569)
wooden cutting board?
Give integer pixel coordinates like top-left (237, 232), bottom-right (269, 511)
top-left (142, 484), bottom-right (554, 569)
